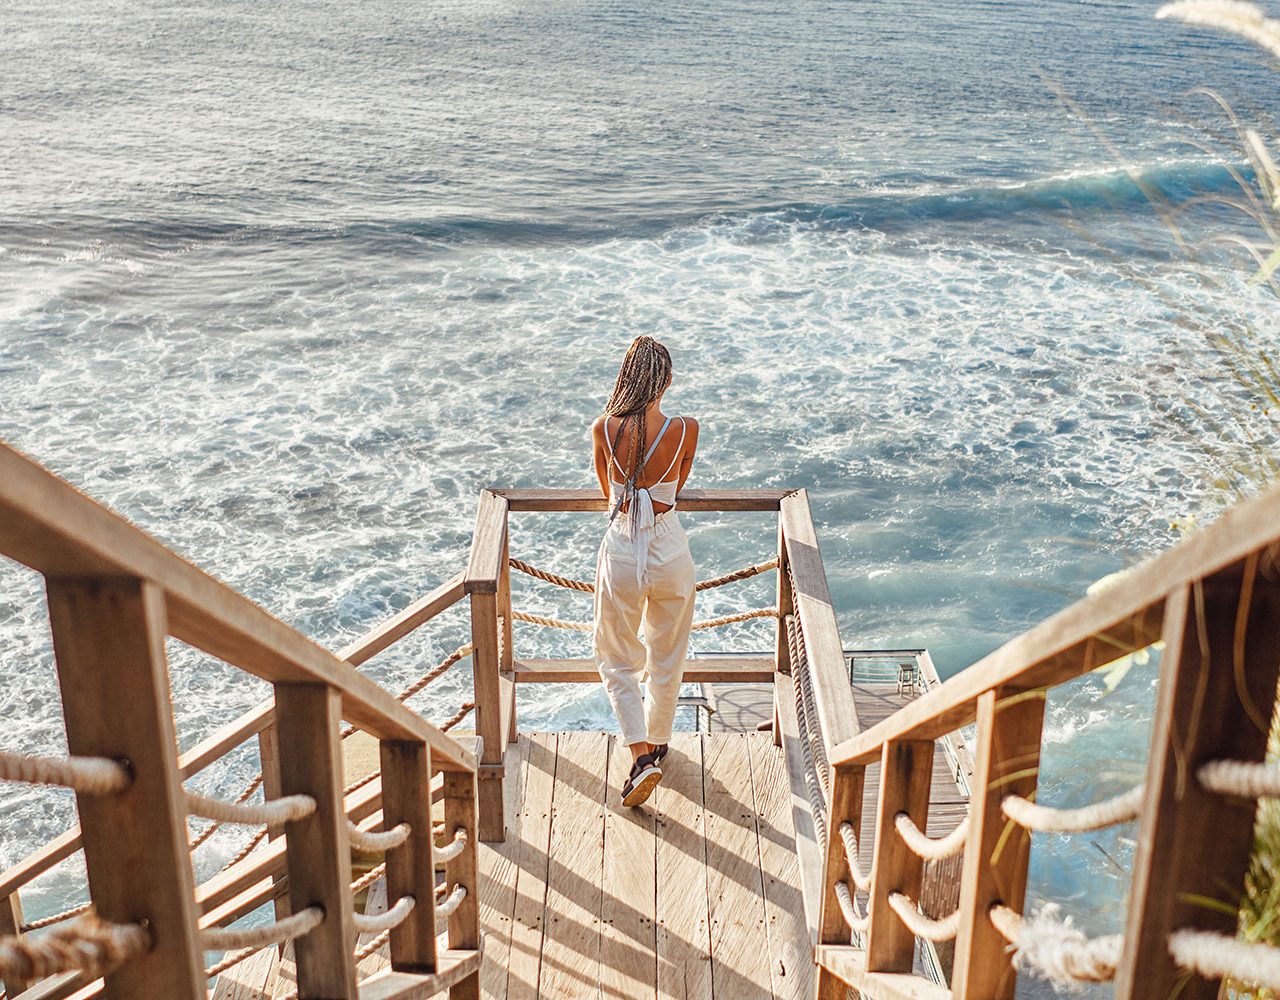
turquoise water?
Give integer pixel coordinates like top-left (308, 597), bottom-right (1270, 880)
top-left (2, 1), bottom-right (1277, 993)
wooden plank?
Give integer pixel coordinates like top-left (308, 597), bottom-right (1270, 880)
top-left (356, 878), bottom-right (391, 980)
top-left (380, 741), bottom-right (438, 972)
top-left (779, 491), bottom-right (859, 752)
top-left (491, 488), bottom-right (791, 512)
top-left (198, 877), bottom-right (288, 931)
top-left (477, 733), bottom-right (532, 1000)
top-left (10, 971), bottom-right (95, 1000)
top-left (0, 443), bottom-right (473, 760)
top-left (773, 674), bottom-right (822, 947)
top-left (703, 733), bottom-right (773, 999)
top-left (46, 577), bottom-right (205, 1000)
top-left (537, 731), bottom-right (607, 999)
top-left (747, 733), bottom-right (815, 1000)
top-left (470, 590), bottom-right (506, 842)
top-left (865, 740), bottom-right (934, 973)
top-left (354, 951), bottom-right (483, 1000)
top-left (775, 517), bottom-right (793, 677)
top-left (258, 721), bottom-right (289, 922)
top-left (815, 945), bottom-right (951, 1000)
top-left (1116, 564), bottom-right (1280, 998)
top-left (0, 828), bottom-right (83, 900)
top-left (211, 944), bottom-right (277, 1000)
top-left (951, 688), bottom-right (1045, 1000)
top-left (505, 734), bottom-right (558, 1000)
top-left (514, 657), bottom-right (774, 684)
top-left (655, 733), bottom-right (712, 1000)
top-left (600, 734), bottom-right (657, 1000)
top-left (273, 682), bottom-right (358, 998)
top-left (818, 762), bottom-right (865, 947)
top-left (464, 490), bottom-right (508, 595)
top-left (442, 769), bottom-right (481, 1000)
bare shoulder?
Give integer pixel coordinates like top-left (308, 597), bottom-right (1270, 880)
top-left (591, 414), bottom-right (609, 439)
top-left (680, 416), bottom-right (700, 436)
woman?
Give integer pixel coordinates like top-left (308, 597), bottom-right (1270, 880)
top-left (591, 335), bottom-right (700, 807)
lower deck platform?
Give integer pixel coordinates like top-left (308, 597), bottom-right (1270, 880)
top-left (213, 731), bottom-right (813, 1000)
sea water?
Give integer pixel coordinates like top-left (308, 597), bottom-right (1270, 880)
top-left (1, 1), bottom-right (1277, 994)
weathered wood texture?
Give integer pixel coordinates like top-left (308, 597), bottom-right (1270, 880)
top-left (1116, 561), bottom-right (1280, 998)
top-left (47, 577), bottom-right (205, 1000)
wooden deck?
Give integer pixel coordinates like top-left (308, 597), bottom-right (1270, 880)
top-left (213, 731), bottom-right (813, 1000)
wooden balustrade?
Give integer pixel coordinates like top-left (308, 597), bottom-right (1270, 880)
top-left (812, 481), bottom-right (1280, 999)
top-left (0, 441), bottom-right (482, 1000)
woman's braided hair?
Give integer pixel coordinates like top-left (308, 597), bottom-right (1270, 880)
top-left (604, 336), bottom-right (673, 533)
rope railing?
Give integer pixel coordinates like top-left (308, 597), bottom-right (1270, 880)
top-left (508, 555), bottom-right (779, 594)
top-left (20, 901), bottom-right (92, 934)
top-left (0, 912), bottom-right (150, 981)
top-left (511, 606), bottom-right (778, 635)
top-left (435, 827), bottom-right (468, 864)
top-left (1198, 759), bottom-right (1280, 800)
top-left (1001, 785), bottom-right (1144, 833)
top-left (837, 821), bottom-right (871, 893)
top-left (347, 821), bottom-right (412, 853)
top-left (200, 905), bottom-right (324, 952)
top-left (185, 791), bottom-right (316, 826)
top-left (0, 751), bottom-right (131, 796)
top-left (887, 892), bottom-right (960, 942)
top-left (1168, 929), bottom-right (1280, 992)
top-left (352, 895), bottom-right (415, 934)
top-left (833, 880), bottom-right (867, 934)
top-left (894, 812), bottom-right (969, 861)
top-left (440, 702), bottom-right (475, 732)
top-left (989, 904), bottom-right (1122, 985)
top-left (435, 884), bottom-right (467, 920)
top-left (189, 772), bottom-right (265, 851)
top-left (355, 928), bottom-right (391, 963)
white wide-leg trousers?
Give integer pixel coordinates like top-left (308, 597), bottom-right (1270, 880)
top-left (593, 510), bottom-right (696, 746)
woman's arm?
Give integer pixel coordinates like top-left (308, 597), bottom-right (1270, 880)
top-left (675, 417), bottom-right (700, 493)
top-left (591, 416), bottom-right (611, 500)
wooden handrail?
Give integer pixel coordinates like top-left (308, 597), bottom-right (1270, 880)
top-left (0, 443), bottom-right (473, 765)
top-left (489, 487), bottom-right (794, 511)
top-left (0, 572), bottom-right (470, 900)
top-left (828, 479), bottom-right (1280, 770)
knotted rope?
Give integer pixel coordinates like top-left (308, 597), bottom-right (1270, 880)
top-left (509, 555), bottom-right (779, 594)
top-left (887, 893), bottom-right (960, 942)
top-left (353, 895), bottom-right (415, 934)
top-left (833, 881), bottom-right (867, 934)
top-left (0, 751), bottom-right (130, 796)
top-left (0, 912), bottom-right (150, 981)
top-left (190, 772), bottom-right (266, 851)
top-left (200, 906), bottom-right (323, 952)
top-left (348, 821), bottom-right (412, 853)
top-left (1002, 785), bottom-right (1143, 833)
top-left (20, 901), bottom-right (92, 933)
top-left (990, 904), bottom-right (1122, 984)
top-left (355, 928), bottom-right (392, 963)
top-left (894, 812), bottom-right (969, 861)
top-left (186, 791), bottom-right (316, 826)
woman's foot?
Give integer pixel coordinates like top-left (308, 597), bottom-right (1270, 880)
top-left (621, 750), bottom-right (663, 806)
top-left (652, 743), bottom-right (669, 763)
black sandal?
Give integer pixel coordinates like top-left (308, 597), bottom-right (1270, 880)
top-left (621, 750), bottom-right (663, 807)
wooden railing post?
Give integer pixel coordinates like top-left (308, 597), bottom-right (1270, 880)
top-left (0, 891), bottom-right (31, 997)
top-left (816, 764), bottom-right (866, 998)
top-left (444, 769), bottom-right (481, 1000)
top-left (380, 739), bottom-right (437, 972)
top-left (45, 577), bottom-right (205, 1000)
top-left (773, 515), bottom-right (793, 748)
top-left (865, 739), bottom-right (934, 972)
top-left (1116, 563), bottom-right (1280, 998)
top-left (257, 719), bottom-right (290, 923)
top-left (497, 528), bottom-right (516, 745)
top-left (465, 489), bottom-right (511, 842)
top-left (952, 686), bottom-right (1045, 1000)
top-left (274, 682), bottom-right (358, 999)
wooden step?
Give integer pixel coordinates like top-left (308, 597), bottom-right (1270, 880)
top-left (512, 656), bottom-right (773, 683)
top-left (356, 949), bottom-right (482, 998)
top-left (815, 945), bottom-right (951, 1000)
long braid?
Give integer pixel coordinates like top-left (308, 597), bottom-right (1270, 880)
top-left (604, 336), bottom-right (673, 536)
